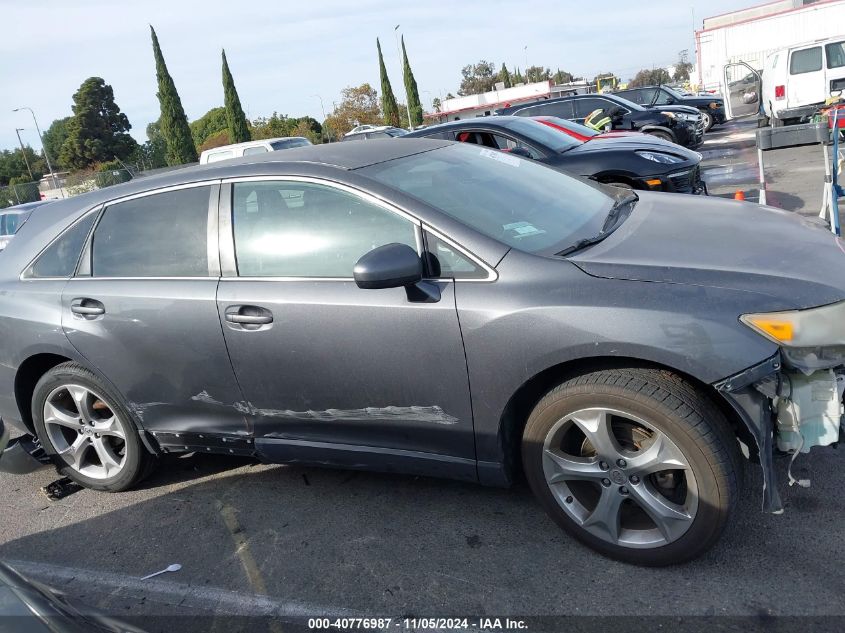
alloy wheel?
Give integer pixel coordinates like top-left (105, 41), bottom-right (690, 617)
top-left (42, 384), bottom-right (128, 480)
top-left (542, 407), bottom-right (698, 549)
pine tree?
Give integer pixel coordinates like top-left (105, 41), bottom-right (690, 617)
top-left (222, 50), bottom-right (251, 144)
top-left (377, 38), bottom-right (400, 128)
top-left (499, 63), bottom-right (512, 88)
top-left (401, 36), bottom-right (423, 127)
top-left (150, 26), bottom-right (197, 165)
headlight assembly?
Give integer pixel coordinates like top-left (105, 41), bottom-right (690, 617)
top-left (636, 151), bottom-right (683, 164)
top-left (741, 301), bottom-right (845, 372)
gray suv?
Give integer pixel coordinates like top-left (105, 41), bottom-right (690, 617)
top-left (0, 140), bottom-right (842, 566)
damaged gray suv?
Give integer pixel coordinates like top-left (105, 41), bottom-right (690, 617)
top-left (0, 139), bottom-right (842, 566)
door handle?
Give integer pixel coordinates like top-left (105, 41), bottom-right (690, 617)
top-left (70, 298), bottom-right (105, 318)
top-left (224, 305), bottom-right (273, 329)
top-left (225, 313), bottom-right (273, 325)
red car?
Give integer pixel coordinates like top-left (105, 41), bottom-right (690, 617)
top-left (532, 115), bottom-right (648, 142)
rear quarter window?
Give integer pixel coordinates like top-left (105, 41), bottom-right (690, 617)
top-left (26, 212), bottom-right (97, 278)
top-left (790, 47), bottom-right (822, 74)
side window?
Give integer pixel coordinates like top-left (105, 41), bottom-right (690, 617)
top-left (826, 41), bottom-right (845, 69)
top-left (517, 102), bottom-right (574, 118)
top-left (232, 181), bottom-right (418, 277)
top-left (242, 146), bottom-right (269, 156)
top-left (27, 212), bottom-right (97, 278)
top-left (653, 89), bottom-right (674, 105)
top-left (790, 47), bottom-right (822, 74)
top-left (206, 150), bottom-right (234, 163)
top-left (490, 134), bottom-right (542, 159)
top-left (92, 186), bottom-right (211, 277)
top-left (424, 231), bottom-right (487, 280)
top-left (572, 98), bottom-right (608, 119)
top-left (620, 89), bottom-right (644, 104)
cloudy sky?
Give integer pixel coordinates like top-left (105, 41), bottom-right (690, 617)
top-left (1, 0), bottom-right (752, 152)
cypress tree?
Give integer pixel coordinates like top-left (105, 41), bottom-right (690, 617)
top-left (222, 49), bottom-right (251, 144)
top-left (377, 38), bottom-right (401, 128)
top-left (150, 25), bottom-right (197, 165)
top-left (401, 36), bottom-right (423, 127)
top-left (499, 63), bottom-right (512, 88)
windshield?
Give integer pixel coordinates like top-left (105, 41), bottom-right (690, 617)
top-left (661, 85), bottom-right (685, 99)
top-left (358, 143), bottom-right (613, 254)
top-left (538, 116), bottom-right (598, 138)
top-left (0, 211), bottom-right (30, 236)
top-left (502, 118), bottom-right (582, 152)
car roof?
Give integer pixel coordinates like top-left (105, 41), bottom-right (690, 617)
top-left (407, 116), bottom-right (527, 135)
top-left (0, 201), bottom-right (51, 213)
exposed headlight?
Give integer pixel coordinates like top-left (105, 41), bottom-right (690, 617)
top-left (662, 111), bottom-right (675, 119)
top-left (741, 301), bottom-right (845, 372)
top-left (636, 151), bottom-right (683, 164)
top-left (709, 102), bottom-right (719, 109)
top-left (676, 113), bottom-right (698, 122)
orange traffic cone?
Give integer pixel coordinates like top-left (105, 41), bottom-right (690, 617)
top-left (734, 190), bottom-right (745, 201)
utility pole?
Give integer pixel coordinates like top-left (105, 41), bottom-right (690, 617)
top-left (394, 24), bottom-right (414, 130)
top-left (13, 106), bottom-right (58, 192)
top-left (312, 94), bottom-right (328, 142)
top-left (14, 128), bottom-right (34, 180)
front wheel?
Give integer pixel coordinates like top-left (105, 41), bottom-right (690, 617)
top-left (32, 362), bottom-right (156, 491)
top-left (522, 367), bottom-right (740, 566)
top-left (701, 110), bottom-right (714, 132)
top-left (644, 130), bottom-right (674, 143)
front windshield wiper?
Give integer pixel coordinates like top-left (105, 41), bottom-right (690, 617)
top-left (556, 193), bottom-right (638, 257)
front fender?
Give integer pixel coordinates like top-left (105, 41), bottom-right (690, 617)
top-left (639, 125), bottom-right (677, 142)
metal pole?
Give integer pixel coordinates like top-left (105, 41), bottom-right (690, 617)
top-left (14, 129), bottom-right (34, 180)
top-left (14, 106), bottom-right (59, 192)
top-left (394, 25), bottom-right (414, 130)
top-left (312, 94), bottom-right (328, 142)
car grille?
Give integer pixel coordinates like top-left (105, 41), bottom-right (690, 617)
top-left (668, 166), bottom-right (701, 193)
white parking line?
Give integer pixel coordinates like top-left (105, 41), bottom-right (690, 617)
top-left (6, 559), bottom-right (359, 618)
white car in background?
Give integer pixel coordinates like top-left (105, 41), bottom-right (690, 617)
top-left (199, 137), bottom-right (312, 164)
top-left (762, 35), bottom-right (845, 125)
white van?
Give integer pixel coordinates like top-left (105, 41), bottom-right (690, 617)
top-left (762, 35), bottom-right (845, 125)
top-left (199, 137), bottom-right (312, 164)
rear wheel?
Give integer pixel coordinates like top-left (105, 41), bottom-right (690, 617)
top-left (32, 362), bottom-right (156, 491)
top-left (522, 367), bottom-right (740, 566)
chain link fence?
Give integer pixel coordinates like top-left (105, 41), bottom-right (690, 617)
top-left (0, 181), bottom-right (41, 209)
top-left (1, 167), bottom-right (137, 209)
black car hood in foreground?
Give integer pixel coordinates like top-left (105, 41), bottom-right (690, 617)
top-left (569, 192), bottom-right (845, 310)
top-left (571, 134), bottom-right (700, 159)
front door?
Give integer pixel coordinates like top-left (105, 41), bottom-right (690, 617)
top-left (62, 183), bottom-right (248, 437)
top-left (216, 178), bottom-right (477, 477)
top-left (723, 62), bottom-right (761, 119)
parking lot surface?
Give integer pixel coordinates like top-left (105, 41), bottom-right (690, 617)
top-left (2, 118), bottom-right (843, 631)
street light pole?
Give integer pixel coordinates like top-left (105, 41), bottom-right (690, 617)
top-left (14, 128), bottom-right (34, 180)
top-left (13, 106), bottom-right (58, 191)
top-left (394, 24), bottom-right (414, 131)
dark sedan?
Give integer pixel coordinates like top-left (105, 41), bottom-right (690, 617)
top-left (1, 140), bottom-right (843, 565)
top-left (405, 116), bottom-right (704, 194)
top-left (497, 93), bottom-right (703, 148)
top-left (613, 85), bottom-right (726, 131)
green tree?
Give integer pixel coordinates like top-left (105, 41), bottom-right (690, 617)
top-left (498, 63), bottom-right (512, 89)
top-left (150, 25), bottom-right (197, 165)
top-left (324, 83), bottom-right (381, 137)
top-left (58, 77), bottom-right (137, 169)
top-left (629, 68), bottom-right (671, 88)
top-left (673, 61), bottom-right (694, 82)
top-left (524, 65), bottom-right (551, 83)
top-left (190, 107), bottom-right (227, 148)
top-left (512, 67), bottom-right (523, 84)
top-left (222, 49), bottom-right (251, 144)
top-left (432, 97), bottom-right (442, 113)
top-left (552, 68), bottom-right (576, 84)
top-left (458, 60), bottom-right (496, 96)
top-left (41, 117), bottom-right (72, 169)
top-left (377, 39), bottom-right (400, 127)
top-left (401, 36), bottom-right (423, 127)
top-left (0, 147), bottom-right (44, 186)
top-left (251, 112), bottom-right (295, 139)
top-left (132, 119), bottom-right (167, 169)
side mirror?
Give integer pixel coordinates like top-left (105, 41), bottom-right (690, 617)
top-left (354, 243), bottom-right (423, 289)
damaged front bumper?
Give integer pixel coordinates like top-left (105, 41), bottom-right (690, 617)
top-left (0, 418), bottom-right (51, 475)
top-left (716, 353), bottom-right (845, 513)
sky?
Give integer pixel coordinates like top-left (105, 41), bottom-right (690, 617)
top-left (0, 0), bottom-right (755, 153)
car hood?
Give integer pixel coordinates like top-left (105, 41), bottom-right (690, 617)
top-left (577, 134), bottom-right (700, 160)
top-left (650, 104), bottom-right (701, 116)
top-left (569, 192), bottom-right (845, 309)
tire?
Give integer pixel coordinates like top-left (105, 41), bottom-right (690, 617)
top-left (645, 130), bottom-right (673, 143)
top-left (32, 362), bottom-right (156, 491)
top-left (521, 367), bottom-right (740, 566)
top-left (701, 110), bottom-right (714, 132)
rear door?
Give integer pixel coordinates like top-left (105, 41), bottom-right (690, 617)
top-left (61, 183), bottom-right (249, 437)
top-left (824, 39), bottom-right (845, 96)
top-left (215, 177), bottom-right (479, 477)
top-left (788, 45), bottom-right (825, 108)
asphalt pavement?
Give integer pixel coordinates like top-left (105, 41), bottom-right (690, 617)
top-left (1, 118), bottom-right (844, 632)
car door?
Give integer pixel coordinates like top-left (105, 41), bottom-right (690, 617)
top-left (788, 45), bottom-right (825, 108)
top-left (572, 97), bottom-right (613, 124)
top-left (61, 183), bottom-right (249, 437)
top-left (215, 176), bottom-right (479, 478)
top-left (824, 40), bottom-right (845, 95)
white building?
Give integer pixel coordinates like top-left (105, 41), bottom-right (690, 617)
top-left (425, 80), bottom-right (592, 123)
top-left (696, 0), bottom-right (845, 91)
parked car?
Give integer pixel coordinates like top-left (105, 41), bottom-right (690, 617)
top-left (532, 115), bottom-right (660, 142)
top-left (0, 201), bottom-right (50, 251)
top-left (497, 94), bottom-right (703, 148)
top-left (762, 35), bottom-right (845, 126)
top-left (405, 116), bottom-right (704, 194)
top-left (612, 84), bottom-right (726, 131)
top-left (2, 140), bottom-right (843, 565)
top-left (199, 137), bottom-right (312, 164)
top-left (342, 125), bottom-right (409, 141)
